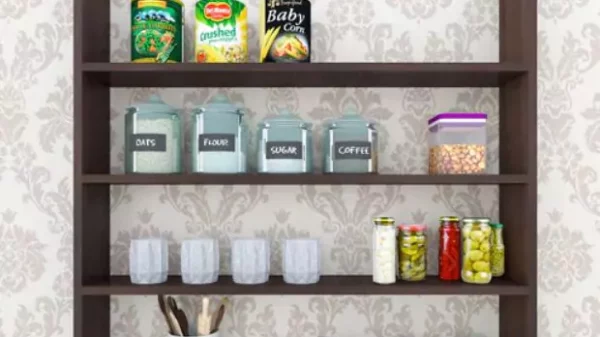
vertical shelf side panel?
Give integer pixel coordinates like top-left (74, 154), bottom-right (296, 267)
top-left (498, 0), bottom-right (537, 337)
top-left (74, 0), bottom-right (112, 332)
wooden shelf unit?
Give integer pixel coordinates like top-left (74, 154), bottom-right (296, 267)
top-left (73, 0), bottom-right (537, 336)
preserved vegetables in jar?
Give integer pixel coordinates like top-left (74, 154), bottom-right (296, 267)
top-left (490, 222), bottom-right (505, 277)
top-left (438, 216), bottom-right (461, 281)
top-left (461, 217), bottom-right (492, 284)
top-left (398, 224), bottom-right (427, 281)
top-left (372, 217), bottom-right (397, 284)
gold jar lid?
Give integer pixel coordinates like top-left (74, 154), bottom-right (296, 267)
top-left (463, 217), bottom-right (491, 224)
top-left (373, 217), bottom-right (395, 226)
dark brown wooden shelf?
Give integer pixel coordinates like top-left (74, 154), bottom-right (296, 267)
top-left (81, 275), bottom-right (529, 296)
top-left (81, 62), bottom-right (527, 88)
top-left (81, 173), bottom-right (529, 185)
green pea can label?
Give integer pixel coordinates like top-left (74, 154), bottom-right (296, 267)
top-left (131, 0), bottom-right (184, 63)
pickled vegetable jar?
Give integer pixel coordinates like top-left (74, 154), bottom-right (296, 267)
top-left (125, 95), bottom-right (182, 174)
top-left (461, 217), bottom-right (492, 284)
top-left (490, 222), bottom-right (505, 277)
top-left (398, 224), bottom-right (427, 281)
top-left (372, 217), bottom-right (396, 285)
top-left (438, 216), bottom-right (460, 281)
top-left (191, 94), bottom-right (248, 173)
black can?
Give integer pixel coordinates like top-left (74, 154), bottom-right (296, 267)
top-left (260, 0), bottom-right (311, 63)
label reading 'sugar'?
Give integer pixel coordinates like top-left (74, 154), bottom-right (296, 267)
top-left (260, 0), bottom-right (311, 63)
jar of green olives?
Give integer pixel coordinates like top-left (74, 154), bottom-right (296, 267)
top-left (490, 222), bottom-right (505, 277)
top-left (461, 217), bottom-right (492, 284)
top-left (397, 224), bottom-right (427, 281)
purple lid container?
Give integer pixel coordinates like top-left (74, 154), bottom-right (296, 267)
top-left (427, 112), bottom-right (487, 125)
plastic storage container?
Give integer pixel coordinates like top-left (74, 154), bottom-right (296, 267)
top-left (125, 95), bottom-right (182, 173)
top-left (490, 222), bottom-right (505, 277)
top-left (231, 238), bottom-right (270, 284)
top-left (461, 217), bottom-right (492, 284)
top-left (397, 224), bottom-right (427, 281)
top-left (191, 94), bottom-right (248, 173)
top-left (282, 239), bottom-right (320, 285)
top-left (257, 109), bottom-right (313, 173)
top-left (428, 112), bottom-right (487, 174)
top-left (323, 104), bottom-right (378, 173)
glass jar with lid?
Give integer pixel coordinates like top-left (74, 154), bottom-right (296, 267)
top-left (191, 94), bottom-right (248, 173)
top-left (257, 109), bottom-right (313, 174)
top-left (372, 217), bottom-right (396, 285)
top-left (490, 222), bottom-right (505, 277)
top-left (461, 217), bottom-right (492, 284)
top-left (397, 224), bottom-right (427, 281)
top-left (125, 95), bottom-right (182, 174)
top-left (438, 216), bottom-right (461, 281)
top-left (323, 103), bottom-right (378, 173)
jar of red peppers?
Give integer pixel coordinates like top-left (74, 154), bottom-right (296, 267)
top-left (438, 216), bottom-right (461, 281)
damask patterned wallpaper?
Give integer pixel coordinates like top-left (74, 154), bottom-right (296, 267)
top-left (0, 0), bottom-right (598, 336)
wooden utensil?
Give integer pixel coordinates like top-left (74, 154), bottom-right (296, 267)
top-left (165, 296), bottom-right (184, 336)
top-left (157, 295), bottom-right (175, 334)
top-left (196, 297), bottom-right (212, 336)
top-left (209, 302), bottom-right (226, 333)
top-left (168, 297), bottom-right (189, 336)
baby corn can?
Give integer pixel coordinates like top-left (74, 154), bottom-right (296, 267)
top-left (194, 0), bottom-right (248, 63)
top-left (131, 0), bottom-right (184, 63)
top-left (260, 0), bottom-right (311, 63)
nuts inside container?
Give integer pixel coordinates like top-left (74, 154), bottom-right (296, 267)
top-left (427, 112), bottom-right (488, 175)
top-left (428, 144), bottom-right (486, 174)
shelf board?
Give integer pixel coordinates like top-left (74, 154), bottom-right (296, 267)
top-left (81, 62), bottom-right (527, 87)
top-left (80, 275), bottom-right (529, 296)
top-left (81, 173), bottom-right (528, 185)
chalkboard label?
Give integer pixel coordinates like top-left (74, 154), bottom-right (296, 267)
top-left (130, 133), bottom-right (167, 152)
top-left (198, 134), bottom-right (236, 152)
top-left (266, 141), bottom-right (303, 159)
top-left (334, 141), bottom-right (372, 160)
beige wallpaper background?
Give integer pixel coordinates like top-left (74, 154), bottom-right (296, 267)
top-left (0, 0), bottom-right (597, 336)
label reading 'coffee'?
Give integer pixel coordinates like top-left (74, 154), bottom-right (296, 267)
top-left (334, 141), bottom-right (372, 160)
top-left (198, 134), bottom-right (236, 152)
top-left (130, 134), bottom-right (167, 152)
top-left (266, 141), bottom-right (303, 159)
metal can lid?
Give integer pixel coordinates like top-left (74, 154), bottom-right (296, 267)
top-left (373, 217), bottom-right (395, 225)
top-left (439, 216), bottom-right (460, 222)
top-left (490, 222), bottom-right (504, 228)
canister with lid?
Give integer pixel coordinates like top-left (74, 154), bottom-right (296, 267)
top-left (257, 109), bottom-right (313, 173)
top-left (125, 95), bottom-right (182, 174)
top-left (191, 94), bottom-right (248, 173)
top-left (323, 103), bottom-right (378, 173)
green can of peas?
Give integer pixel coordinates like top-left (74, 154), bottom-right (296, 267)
top-left (131, 0), bottom-right (184, 63)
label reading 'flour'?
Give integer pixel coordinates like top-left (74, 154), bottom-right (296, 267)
top-left (266, 141), bottom-right (303, 159)
top-left (130, 134), bottom-right (167, 152)
top-left (198, 134), bottom-right (236, 152)
top-left (334, 141), bottom-right (372, 160)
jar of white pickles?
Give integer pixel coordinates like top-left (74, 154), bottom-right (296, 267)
top-left (372, 217), bottom-right (397, 284)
